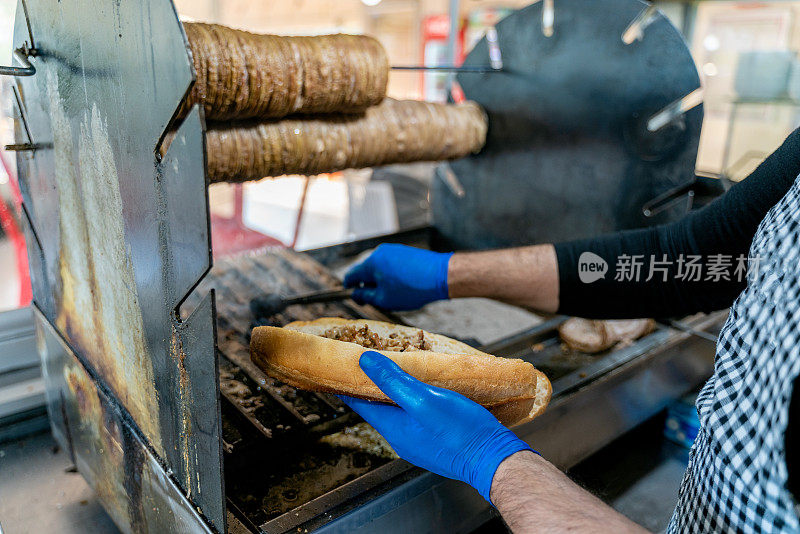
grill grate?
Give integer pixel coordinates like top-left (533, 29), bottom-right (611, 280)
top-left (186, 249), bottom-right (398, 528)
top-left (187, 247), bottom-right (690, 532)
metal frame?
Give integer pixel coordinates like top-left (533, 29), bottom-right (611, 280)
top-left (35, 309), bottom-right (215, 533)
top-left (12, 0), bottom-right (224, 531)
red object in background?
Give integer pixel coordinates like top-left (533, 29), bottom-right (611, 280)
top-left (422, 15), bottom-right (466, 63)
top-left (421, 14), bottom-right (467, 102)
top-left (0, 149), bottom-right (31, 307)
top-left (450, 82), bottom-right (466, 104)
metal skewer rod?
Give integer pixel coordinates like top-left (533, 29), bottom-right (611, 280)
top-left (250, 286), bottom-right (361, 318)
top-left (4, 85), bottom-right (41, 152)
top-left (391, 65), bottom-right (503, 73)
top-left (441, 163), bottom-right (466, 198)
top-left (622, 5), bottom-right (658, 45)
top-left (486, 27), bottom-right (503, 70)
top-left (661, 319), bottom-right (718, 343)
top-left (647, 87), bottom-right (704, 132)
top-left (542, 0), bottom-right (555, 37)
top-left (0, 48), bottom-right (36, 77)
top-left (284, 287), bottom-right (355, 307)
top-left (0, 0), bottom-right (37, 77)
top-left (394, 9), bottom-right (503, 75)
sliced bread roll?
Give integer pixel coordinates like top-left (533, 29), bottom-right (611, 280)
top-left (250, 318), bottom-right (551, 427)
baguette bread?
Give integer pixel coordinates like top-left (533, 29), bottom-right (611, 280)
top-left (250, 318), bottom-right (551, 426)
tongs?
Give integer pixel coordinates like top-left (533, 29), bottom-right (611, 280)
top-left (250, 287), bottom-right (355, 318)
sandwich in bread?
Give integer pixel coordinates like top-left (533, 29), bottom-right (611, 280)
top-left (250, 318), bottom-right (551, 427)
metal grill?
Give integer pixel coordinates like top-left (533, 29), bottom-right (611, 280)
top-left (187, 249), bottom-right (408, 530)
top-left (7, 0), bottom-right (720, 531)
top-left (189, 246), bottom-right (724, 533)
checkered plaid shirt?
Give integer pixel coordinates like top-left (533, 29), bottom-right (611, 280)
top-left (668, 175), bottom-right (800, 532)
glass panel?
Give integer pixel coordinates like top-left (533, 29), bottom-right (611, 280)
top-left (689, 1), bottom-right (800, 180)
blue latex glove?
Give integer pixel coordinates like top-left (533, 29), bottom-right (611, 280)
top-left (340, 351), bottom-right (533, 503)
top-left (343, 244), bottom-right (453, 311)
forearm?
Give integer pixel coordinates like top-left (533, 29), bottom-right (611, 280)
top-left (449, 129), bottom-right (800, 320)
top-left (553, 222), bottom-right (738, 319)
top-left (491, 451), bottom-right (648, 534)
top-left (557, 127), bottom-right (800, 319)
top-left (448, 244), bottom-right (559, 313)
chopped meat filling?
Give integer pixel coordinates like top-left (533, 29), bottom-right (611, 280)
top-left (322, 325), bottom-right (432, 352)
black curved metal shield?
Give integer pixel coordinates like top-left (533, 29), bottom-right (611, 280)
top-left (432, 0), bottom-right (702, 249)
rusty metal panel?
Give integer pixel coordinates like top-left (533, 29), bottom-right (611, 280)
top-left (36, 310), bottom-right (215, 534)
top-left (12, 0), bottom-right (224, 530)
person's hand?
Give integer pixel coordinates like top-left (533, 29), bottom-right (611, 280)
top-left (340, 351), bottom-right (533, 502)
top-left (343, 244), bottom-right (453, 311)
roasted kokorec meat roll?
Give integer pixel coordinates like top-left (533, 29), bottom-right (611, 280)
top-left (204, 98), bottom-right (488, 182)
top-left (181, 22), bottom-right (389, 121)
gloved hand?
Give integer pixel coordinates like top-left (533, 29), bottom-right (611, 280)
top-left (343, 244), bottom-right (453, 311)
top-left (340, 351), bottom-right (533, 503)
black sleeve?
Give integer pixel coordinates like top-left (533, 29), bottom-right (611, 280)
top-left (554, 127), bottom-right (800, 319)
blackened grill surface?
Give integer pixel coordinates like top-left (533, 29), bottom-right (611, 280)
top-left (185, 249), bottom-right (399, 528)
